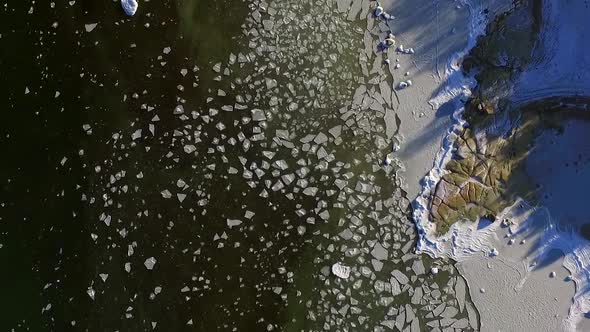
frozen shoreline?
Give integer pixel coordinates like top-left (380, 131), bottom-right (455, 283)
top-left (411, 0), bottom-right (490, 255)
top-left (409, 0), bottom-right (590, 330)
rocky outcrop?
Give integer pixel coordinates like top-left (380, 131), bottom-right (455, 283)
top-left (428, 0), bottom-right (546, 234)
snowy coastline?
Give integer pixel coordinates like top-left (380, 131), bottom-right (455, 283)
top-left (411, 0), bottom-right (590, 330)
top-left (412, 0), bottom-right (487, 256)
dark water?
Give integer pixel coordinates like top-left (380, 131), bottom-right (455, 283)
top-left (0, 0), bottom-right (476, 331)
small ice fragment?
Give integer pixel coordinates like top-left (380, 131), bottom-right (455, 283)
top-left (549, 271), bottom-right (556, 278)
top-left (480, 288), bottom-right (485, 293)
top-left (331, 262), bottom-right (351, 279)
top-left (121, 0), bottom-right (138, 16)
top-left (144, 257), bottom-right (157, 270)
top-left (371, 243), bottom-right (388, 261)
top-left (85, 23), bottom-right (97, 32)
top-left (411, 259), bottom-right (425, 275)
top-left (227, 219), bottom-right (243, 229)
top-left (183, 145), bottom-right (196, 154)
top-left (177, 193), bottom-right (187, 203)
top-left (430, 267), bottom-right (439, 275)
top-left (173, 105), bottom-right (184, 114)
top-left (406, 80), bottom-right (413, 86)
top-left (297, 225), bottom-right (306, 235)
top-left (313, 132), bottom-right (328, 145)
top-left (131, 129), bottom-right (142, 140)
top-left (251, 109), bottom-right (266, 121)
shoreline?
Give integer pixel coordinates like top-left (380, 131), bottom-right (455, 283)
top-left (406, 0), bottom-right (590, 330)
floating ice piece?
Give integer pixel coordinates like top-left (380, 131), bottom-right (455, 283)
top-left (183, 145), bottom-right (196, 154)
top-left (406, 80), bottom-right (413, 86)
top-left (549, 271), bottom-right (556, 278)
top-left (121, 0), bottom-right (138, 16)
top-left (85, 23), bottom-right (97, 32)
top-left (227, 219), bottom-right (243, 229)
top-left (371, 243), bottom-right (389, 261)
top-left (411, 259), bottom-right (425, 275)
top-left (331, 262), bottom-right (351, 279)
top-left (430, 267), bottom-right (439, 275)
top-left (161, 189), bottom-right (172, 199)
top-left (144, 257), bottom-right (157, 270)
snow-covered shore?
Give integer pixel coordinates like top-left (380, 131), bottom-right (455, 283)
top-left (409, 0), bottom-right (590, 330)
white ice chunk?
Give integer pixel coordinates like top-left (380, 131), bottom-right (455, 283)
top-left (144, 257), bottom-right (157, 270)
top-left (85, 23), bottom-right (97, 32)
top-left (227, 219), bottom-right (243, 229)
top-left (331, 262), bottom-right (351, 279)
top-left (121, 0), bottom-right (138, 16)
